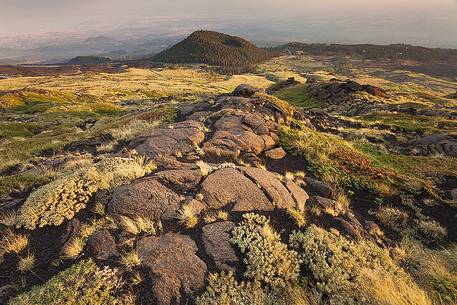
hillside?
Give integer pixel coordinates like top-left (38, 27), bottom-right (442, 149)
top-left (152, 30), bottom-right (273, 66)
top-left (0, 52), bottom-right (456, 305)
top-left (275, 42), bottom-right (457, 62)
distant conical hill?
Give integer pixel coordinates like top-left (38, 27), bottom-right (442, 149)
top-left (152, 31), bottom-right (272, 66)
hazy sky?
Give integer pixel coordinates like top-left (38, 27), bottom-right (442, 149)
top-left (1, 0), bottom-right (457, 41)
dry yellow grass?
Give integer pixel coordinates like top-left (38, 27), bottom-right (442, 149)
top-left (0, 229), bottom-right (28, 255)
top-left (62, 237), bottom-right (85, 259)
top-left (18, 253), bottom-right (36, 273)
top-left (361, 270), bottom-right (432, 305)
top-left (120, 251), bottom-right (141, 270)
top-left (118, 216), bottom-right (162, 235)
top-left (177, 205), bottom-right (199, 229)
top-left (0, 68), bottom-right (272, 104)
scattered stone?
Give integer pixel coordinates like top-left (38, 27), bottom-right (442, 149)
top-left (364, 221), bottom-right (384, 237)
top-left (308, 196), bottom-right (337, 214)
top-left (233, 84), bottom-right (259, 97)
top-left (202, 221), bottom-right (239, 271)
top-left (264, 147), bottom-right (286, 160)
top-left (107, 177), bottom-right (184, 222)
top-left (137, 233), bottom-right (207, 305)
top-left (86, 229), bottom-right (119, 261)
top-left (200, 168), bottom-right (272, 211)
top-left (242, 167), bottom-right (295, 209)
top-left (266, 77), bottom-right (301, 93)
top-left (262, 135), bottom-right (277, 150)
top-left (304, 177), bottom-right (333, 198)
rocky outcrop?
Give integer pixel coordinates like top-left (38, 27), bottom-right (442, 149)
top-left (242, 167), bottom-right (296, 209)
top-left (200, 168), bottom-right (273, 211)
top-left (306, 78), bottom-right (388, 106)
top-left (86, 229), bottom-right (119, 261)
top-left (233, 84), bottom-right (259, 97)
top-left (137, 233), bottom-right (207, 305)
top-left (405, 133), bottom-right (457, 157)
top-left (202, 221), bottom-right (239, 271)
top-left (131, 120), bottom-right (205, 160)
top-left (107, 177), bottom-right (184, 222)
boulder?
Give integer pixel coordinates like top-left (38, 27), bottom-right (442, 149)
top-left (156, 169), bottom-right (203, 191)
top-left (86, 229), bottom-right (119, 261)
top-left (233, 84), bottom-right (259, 97)
top-left (242, 167), bottom-right (295, 209)
top-left (137, 233), bottom-right (207, 305)
top-left (200, 168), bottom-right (273, 211)
top-left (264, 147), bottom-right (286, 160)
top-left (202, 221), bottom-right (239, 271)
top-left (107, 177), bottom-right (184, 222)
top-left (304, 177), bottom-right (333, 198)
top-left (308, 196), bottom-right (337, 215)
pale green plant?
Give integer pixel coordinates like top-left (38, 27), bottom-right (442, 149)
top-left (231, 213), bottom-right (301, 287)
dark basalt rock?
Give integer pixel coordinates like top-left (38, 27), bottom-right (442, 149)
top-left (107, 177), bottom-right (184, 222)
top-left (233, 84), bottom-right (259, 98)
top-left (137, 233), bottom-right (207, 305)
top-left (202, 221), bottom-right (239, 272)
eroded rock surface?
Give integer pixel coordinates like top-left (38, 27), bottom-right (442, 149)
top-left (107, 177), bottom-right (184, 222)
top-left (137, 233), bottom-right (207, 305)
top-left (202, 221), bottom-right (239, 271)
top-left (200, 168), bottom-right (273, 211)
top-left (131, 120), bottom-right (205, 159)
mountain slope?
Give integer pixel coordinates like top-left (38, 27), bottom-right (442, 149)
top-left (152, 30), bottom-right (272, 66)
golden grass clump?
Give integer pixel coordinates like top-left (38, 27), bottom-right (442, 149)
top-left (177, 205), bottom-right (199, 229)
top-left (120, 251), bottom-right (141, 270)
top-left (290, 225), bottom-right (429, 304)
top-left (0, 210), bottom-right (18, 226)
top-left (118, 216), bottom-right (162, 235)
top-left (0, 229), bottom-right (28, 255)
top-left (18, 253), bottom-right (36, 273)
top-left (17, 157), bottom-right (155, 229)
top-left (286, 208), bottom-right (307, 228)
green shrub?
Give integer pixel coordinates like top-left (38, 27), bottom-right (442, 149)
top-left (196, 272), bottom-right (314, 305)
top-left (231, 213), bottom-right (301, 287)
top-left (376, 207), bottom-right (409, 232)
top-left (195, 272), bottom-right (268, 305)
top-left (415, 219), bottom-right (447, 243)
top-left (289, 226), bottom-right (414, 304)
top-left (9, 259), bottom-right (122, 305)
top-left (17, 157), bottom-right (155, 229)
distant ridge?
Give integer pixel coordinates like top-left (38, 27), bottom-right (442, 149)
top-left (67, 56), bottom-right (111, 65)
top-left (152, 30), bottom-right (272, 66)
